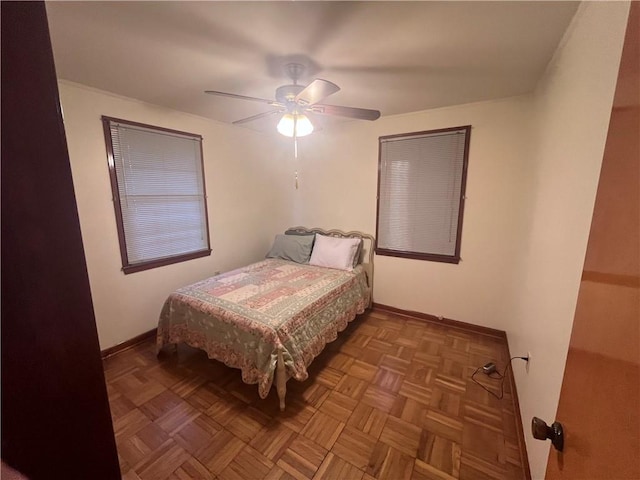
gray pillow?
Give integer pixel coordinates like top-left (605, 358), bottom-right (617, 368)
top-left (352, 238), bottom-right (364, 268)
top-left (266, 234), bottom-right (314, 264)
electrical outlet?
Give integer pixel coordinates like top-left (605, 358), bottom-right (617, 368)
top-left (526, 351), bottom-right (531, 373)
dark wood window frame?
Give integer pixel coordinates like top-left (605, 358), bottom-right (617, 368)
top-left (102, 116), bottom-right (211, 274)
top-left (375, 125), bottom-right (471, 264)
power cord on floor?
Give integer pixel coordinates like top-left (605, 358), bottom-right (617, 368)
top-left (471, 356), bottom-right (528, 399)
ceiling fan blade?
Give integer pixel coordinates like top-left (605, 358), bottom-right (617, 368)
top-left (294, 79), bottom-right (340, 106)
top-left (309, 104), bottom-right (381, 121)
top-left (205, 90), bottom-right (281, 106)
top-left (232, 109), bottom-right (281, 125)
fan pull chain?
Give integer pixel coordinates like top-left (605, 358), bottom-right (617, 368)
top-left (293, 114), bottom-right (299, 188)
top-left (294, 135), bottom-right (299, 189)
top-left (293, 115), bottom-right (298, 158)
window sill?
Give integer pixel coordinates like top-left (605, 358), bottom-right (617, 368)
top-left (375, 248), bottom-right (460, 264)
top-left (122, 249), bottom-right (212, 274)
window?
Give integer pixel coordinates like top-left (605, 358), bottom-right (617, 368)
top-left (102, 116), bottom-right (211, 274)
top-left (376, 126), bottom-right (471, 264)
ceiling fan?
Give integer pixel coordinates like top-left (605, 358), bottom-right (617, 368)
top-left (205, 63), bottom-right (381, 138)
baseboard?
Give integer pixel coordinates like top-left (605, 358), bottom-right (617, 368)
top-left (101, 328), bottom-right (157, 359)
top-left (503, 336), bottom-right (533, 480)
top-left (372, 303), bottom-right (507, 339)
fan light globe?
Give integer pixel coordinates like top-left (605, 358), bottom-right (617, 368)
top-left (277, 113), bottom-right (313, 137)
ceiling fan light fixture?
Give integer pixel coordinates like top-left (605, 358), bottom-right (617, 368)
top-left (277, 113), bottom-right (313, 138)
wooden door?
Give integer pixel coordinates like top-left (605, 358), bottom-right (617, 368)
top-left (546, 4), bottom-right (639, 478)
top-left (1, 2), bottom-right (121, 479)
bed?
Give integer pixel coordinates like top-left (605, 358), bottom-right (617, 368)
top-left (156, 227), bottom-right (374, 410)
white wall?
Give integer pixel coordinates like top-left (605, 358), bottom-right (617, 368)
top-left (507, 3), bottom-right (630, 478)
top-left (292, 95), bottom-right (534, 331)
top-left (59, 82), bottom-right (291, 349)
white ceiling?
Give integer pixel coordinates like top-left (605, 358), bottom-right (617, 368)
top-left (46, 1), bottom-right (579, 134)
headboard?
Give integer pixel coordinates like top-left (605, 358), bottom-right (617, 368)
top-left (285, 226), bottom-right (375, 307)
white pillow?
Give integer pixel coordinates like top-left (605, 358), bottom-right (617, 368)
top-left (309, 234), bottom-right (361, 271)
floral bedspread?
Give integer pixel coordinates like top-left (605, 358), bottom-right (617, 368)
top-left (156, 258), bottom-right (371, 398)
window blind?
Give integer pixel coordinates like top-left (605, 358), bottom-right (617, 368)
top-left (377, 127), bottom-right (470, 262)
top-left (107, 120), bottom-right (209, 268)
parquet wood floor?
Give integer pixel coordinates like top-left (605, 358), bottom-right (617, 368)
top-left (104, 309), bottom-right (529, 480)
